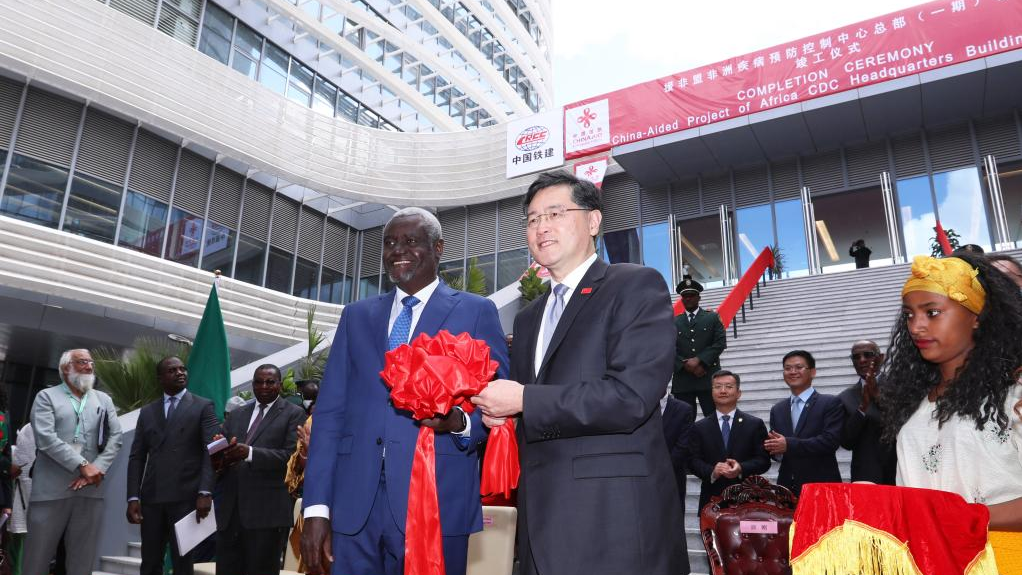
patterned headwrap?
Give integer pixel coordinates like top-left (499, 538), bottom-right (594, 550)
top-left (901, 255), bottom-right (986, 314)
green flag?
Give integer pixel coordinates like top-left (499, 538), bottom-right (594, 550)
top-left (187, 283), bottom-right (231, 420)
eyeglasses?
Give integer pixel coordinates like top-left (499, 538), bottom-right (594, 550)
top-left (850, 351), bottom-right (879, 361)
top-left (523, 207), bottom-right (590, 229)
top-left (711, 384), bottom-right (738, 391)
top-left (72, 359), bottom-right (95, 367)
top-left (783, 365), bottom-right (809, 373)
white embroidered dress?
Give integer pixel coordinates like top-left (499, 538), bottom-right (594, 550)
top-left (896, 384), bottom-right (1022, 505)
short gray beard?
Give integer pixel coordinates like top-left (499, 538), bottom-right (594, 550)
top-left (69, 371), bottom-right (95, 393)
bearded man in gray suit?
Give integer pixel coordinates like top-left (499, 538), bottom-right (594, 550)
top-left (23, 348), bottom-right (123, 575)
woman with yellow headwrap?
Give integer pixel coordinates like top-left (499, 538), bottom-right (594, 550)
top-left (881, 253), bottom-right (1022, 573)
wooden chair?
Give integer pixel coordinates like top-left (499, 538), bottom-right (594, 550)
top-left (700, 475), bottom-right (797, 575)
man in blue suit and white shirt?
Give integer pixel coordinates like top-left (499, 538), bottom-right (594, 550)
top-left (765, 350), bottom-right (844, 496)
top-left (301, 207), bottom-right (510, 575)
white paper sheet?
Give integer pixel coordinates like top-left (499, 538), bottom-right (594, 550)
top-left (174, 503), bottom-right (217, 555)
top-left (207, 437), bottom-right (229, 454)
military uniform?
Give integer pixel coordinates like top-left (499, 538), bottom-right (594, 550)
top-left (673, 277), bottom-right (727, 418)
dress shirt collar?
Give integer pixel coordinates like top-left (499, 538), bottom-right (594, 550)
top-left (687, 307), bottom-right (702, 317)
top-left (791, 386), bottom-right (815, 404)
top-left (394, 276), bottom-right (440, 306)
top-left (716, 408), bottom-right (736, 422)
top-left (164, 389), bottom-right (187, 402)
top-left (550, 252), bottom-right (598, 295)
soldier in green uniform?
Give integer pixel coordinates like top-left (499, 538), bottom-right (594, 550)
top-left (672, 275), bottom-right (727, 418)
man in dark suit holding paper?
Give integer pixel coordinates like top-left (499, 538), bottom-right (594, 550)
top-left (473, 171), bottom-right (683, 575)
top-left (126, 356), bottom-right (220, 575)
top-left (214, 363), bottom-right (305, 575)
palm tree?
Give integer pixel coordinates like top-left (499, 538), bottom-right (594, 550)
top-left (92, 336), bottom-right (191, 414)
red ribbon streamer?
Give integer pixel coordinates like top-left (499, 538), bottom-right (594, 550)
top-left (405, 426), bottom-right (445, 575)
top-left (380, 330), bottom-right (517, 575)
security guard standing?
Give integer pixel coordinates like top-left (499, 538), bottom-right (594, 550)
top-left (672, 275), bottom-right (727, 418)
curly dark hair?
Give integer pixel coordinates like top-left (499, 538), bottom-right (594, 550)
top-left (880, 252), bottom-right (1022, 443)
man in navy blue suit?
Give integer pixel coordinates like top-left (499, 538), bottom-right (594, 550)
top-left (300, 207), bottom-right (510, 575)
top-left (661, 391), bottom-right (694, 575)
top-left (765, 350), bottom-right (844, 496)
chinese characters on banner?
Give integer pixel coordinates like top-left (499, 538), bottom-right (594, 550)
top-left (563, 0), bottom-right (1022, 160)
top-left (506, 109), bottom-right (565, 178)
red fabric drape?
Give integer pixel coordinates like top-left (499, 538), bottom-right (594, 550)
top-left (678, 247), bottom-right (774, 328)
top-left (790, 483), bottom-right (993, 575)
top-left (936, 220), bottom-right (953, 256)
top-left (380, 330), bottom-right (517, 575)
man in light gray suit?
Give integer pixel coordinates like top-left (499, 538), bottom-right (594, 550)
top-left (24, 348), bottom-right (123, 575)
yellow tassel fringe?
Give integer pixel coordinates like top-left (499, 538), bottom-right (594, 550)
top-left (790, 520), bottom-right (998, 575)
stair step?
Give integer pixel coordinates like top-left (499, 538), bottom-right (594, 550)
top-left (128, 542), bottom-right (141, 559)
top-left (98, 556), bottom-right (140, 575)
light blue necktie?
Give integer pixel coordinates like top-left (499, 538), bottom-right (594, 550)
top-left (791, 396), bottom-right (804, 430)
top-left (388, 295), bottom-right (420, 350)
top-left (541, 284), bottom-right (568, 358)
top-left (721, 414), bottom-right (731, 450)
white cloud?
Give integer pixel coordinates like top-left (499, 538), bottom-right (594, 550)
top-left (551, 0), bottom-right (926, 105)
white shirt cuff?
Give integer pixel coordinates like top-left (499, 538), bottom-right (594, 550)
top-left (304, 504), bottom-right (330, 519)
top-left (245, 447), bottom-right (254, 463)
top-left (453, 406), bottom-right (471, 438)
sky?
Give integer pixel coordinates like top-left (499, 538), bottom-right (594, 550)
top-left (550, 0), bottom-right (928, 106)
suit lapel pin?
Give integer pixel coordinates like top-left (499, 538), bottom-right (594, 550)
top-left (580, 287), bottom-right (593, 295)
top-left (738, 418), bottom-right (743, 423)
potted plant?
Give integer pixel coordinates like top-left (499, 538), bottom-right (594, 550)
top-left (518, 266), bottom-right (549, 302)
top-left (769, 245), bottom-right (785, 280)
top-left (92, 336), bottom-right (191, 414)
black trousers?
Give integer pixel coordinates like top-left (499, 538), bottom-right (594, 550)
top-left (216, 504), bottom-right (287, 575)
top-left (140, 500), bottom-right (196, 575)
top-left (675, 389), bottom-right (714, 418)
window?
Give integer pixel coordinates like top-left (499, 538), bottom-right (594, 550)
top-left (118, 190), bottom-right (168, 256)
top-left (200, 221), bottom-right (236, 275)
top-left (312, 78), bottom-right (337, 116)
top-left (287, 62), bottom-right (314, 107)
top-left (232, 23), bottom-right (261, 79)
top-left (496, 248), bottom-right (528, 290)
top-left (359, 275), bottom-right (380, 299)
top-left (198, 2), bottom-right (233, 64)
top-left (266, 246), bottom-right (294, 293)
top-left (63, 173), bottom-right (122, 243)
top-left (641, 222), bottom-right (670, 290)
top-left (259, 44), bottom-right (289, 95)
top-left (604, 228), bottom-right (641, 264)
top-left (157, 0), bottom-right (201, 46)
top-left (234, 234), bottom-right (266, 285)
top-left (319, 267), bottom-right (348, 304)
top-left (0, 154), bottom-right (69, 229)
top-left (293, 257), bottom-right (320, 299)
top-left (165, 209), bottom-right (204, 266)
top-left (336, 93), bottom-right (359, 122)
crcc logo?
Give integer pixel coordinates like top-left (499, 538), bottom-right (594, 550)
top-left (515, 125), bottom-right (549, 152)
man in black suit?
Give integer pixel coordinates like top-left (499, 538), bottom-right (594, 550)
top-left (765, 350), bottom-right (844, 496)
top-left (689, 370), bottom-right (770, 514)
top-left (214, 364), bottom-right (306, 575)
top-left (473, 171), bottom-right (683, 575)
top-left (126, 356), bottom-right (219, 575)
top-left (661, 391), bottom-right (694, 575)
top-left (672, 276), bottom-right (727, 418)
top-left (838, 340), bottom-right (896, 484)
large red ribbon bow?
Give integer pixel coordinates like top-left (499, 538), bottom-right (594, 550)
top-left (380, 330), bottom-right (519, 575)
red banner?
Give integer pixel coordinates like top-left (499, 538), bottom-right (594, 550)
top-left (564, 0), bottom-right (1022, 159)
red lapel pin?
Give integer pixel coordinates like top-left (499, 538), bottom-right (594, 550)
top-left (580, 287), bottom-right (593, 295)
